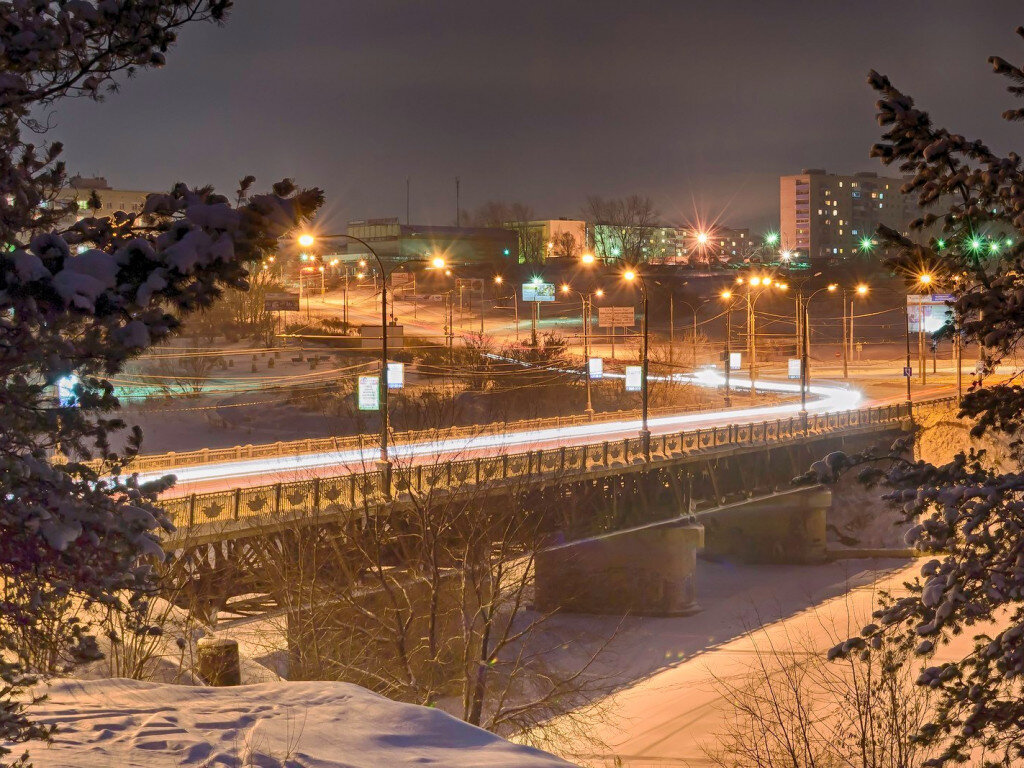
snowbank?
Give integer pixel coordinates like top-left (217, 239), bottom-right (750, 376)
top-left (22, 678), bottom-right (575, 767)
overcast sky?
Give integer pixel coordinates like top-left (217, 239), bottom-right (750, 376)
top-left (50, 0), bottom-right (1024, 232)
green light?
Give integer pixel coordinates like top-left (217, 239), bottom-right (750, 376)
top-left (300, 253), bottom-right (309, 261)
top-left (503, 248), bottom-right (510, 256)
top-left (859, 237), bottom-right (874, 252)
top-left (611, 247), bottom-right (620, 256)
top-left (990, 241), bottom-right (1001, 254)
top-left (531, 276), bottom-right (542, 285)
top-left (765, 231), bottom-right (779, 246)
top-left (1007, 238), bottom-right (1014, 247)
top-left (936, 239), bottom-right (945, 249)
top-left (968, 237), bottom-right (983, 253)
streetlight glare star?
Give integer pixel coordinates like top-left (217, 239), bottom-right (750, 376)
top-left (298, 233), bottom-right (315, 248)
top-left (432, 256), bottom-right (446, 269)
top-left (857, 284), bottom-right (869, 295)
top-left (623, 270), bottom-right (636, 281)
top-left (765, 232), bottom-right (780, 246)
top-left (720, 290), bottom-right (732, 300)
top-left (581, 253), bottom-right (596, 265)
top-left (919, 273), bottom-right (932, 285)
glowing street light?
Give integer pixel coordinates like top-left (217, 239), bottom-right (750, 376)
top-left (431, 256), bottom-right (446, 269)
top-left (621, 268), bottom-right (650, 456)
top-left (765, 231), bottom-right (780, 247)
top-left (859, 236), bottom-right (875, 252)
top-left (780, 250), bottom-right (792, 262)
top-left (919, 273), bottom-right (933, 286)
top-left (493, 275), bottom-right (503, 284)
top-left (696, 232), bottom-right (709, 245)
top-left (298, 233), bottom-right (315, 248)
top-left (581, 252), bottom-right (596, 265)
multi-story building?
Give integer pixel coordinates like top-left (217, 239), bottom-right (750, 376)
top-left (51, 176), bottom-right (152, 223)
top-left (780, 169), bottom-right (913, 266)
top-left (343, 217), bottom-right (516, 266)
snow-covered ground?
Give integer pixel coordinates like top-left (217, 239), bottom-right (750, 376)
top-left (24, 678), bottom-right (574, 768)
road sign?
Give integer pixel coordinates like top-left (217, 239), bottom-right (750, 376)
top-left (625, 365), bottom-right (642, 392)
top-left (788, 358), bottom-right (801, 380)
top-left (588, 357), bottom-right (603, 380)
top-left (360, 325), bottom-right (405, 349)
top-left (387, 362), bottom-right (404, 389)
top-left (458, 277), bottom-right (485, 292)
top-left (357, 376), bottom-right (379, 410)
top-left (729, 351), bottom-right (742, 370)
top-left (522, 282), bottom-right (555, 302)
top-left (264, 291), bottom-right (300, 312)
top-left (903, 366), bottom-right (913, 377)
top-left (598, 306), bottom-right (635, 327)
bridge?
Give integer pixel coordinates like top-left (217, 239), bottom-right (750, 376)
top-left (135, 377), bottom-right (953, 618)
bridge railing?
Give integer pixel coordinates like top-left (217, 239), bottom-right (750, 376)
top-left (68, 398), bottom-right (765, 475)
top-left (162, 399), bottom-right (948, 533)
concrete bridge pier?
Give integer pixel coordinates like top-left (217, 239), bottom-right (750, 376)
top-left (697, 485), bottom-right (830, 565)
top-left (534, 517), bottom-right (705, 617)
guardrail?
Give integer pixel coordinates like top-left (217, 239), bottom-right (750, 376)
top-left (162, 399), bottom-right (952, 534)
top-left (83, 398), bottom-right (771, 475)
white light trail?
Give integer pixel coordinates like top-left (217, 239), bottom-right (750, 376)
top-left (143, 370), bottom-right (862, 489)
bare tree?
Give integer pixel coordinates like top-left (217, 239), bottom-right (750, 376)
top-left (583, 194), bottom-right (659, 264)
top-left (257, 447), bottom-right (615, 752)
top-left (551, 231), bottom-right (579, 260)
top-left (707, 603), bottom-right (938, 768)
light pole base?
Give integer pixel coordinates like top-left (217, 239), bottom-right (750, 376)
top-left (376, 459), bottom-right (393, 499)
top-left (640, 428), bottom-right (652, 460)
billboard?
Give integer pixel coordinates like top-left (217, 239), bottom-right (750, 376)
top-left (907, 294), bottom-right (954, 333)
top-left (357, 376), bottom-right (379, 410)
top-left (597, 306), bottom-right (635, 327)
top-left (522, 282), bottom-right (556, 302)
top-left (788, 358), bottom-right (801, 380)
top-left (588, 357), bottom-right (604, 380)
top-left (729, 351), bottom-right (742, 370)
top-left (387, 362), bottom-right (404, 389)
top-left (625, 365), bottom-right (642, 392)
top-left (264, 292), bottom-right (300, 312)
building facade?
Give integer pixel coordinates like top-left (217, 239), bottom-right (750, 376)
top-left (52, 176), bottom-right (152, 223)
top-left (780, 169), bottom-right (913, 266)
top-left (344, 217), bottom-right (516, 266)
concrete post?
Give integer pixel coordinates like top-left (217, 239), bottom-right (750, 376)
top-left (196, 636), bottom-right (241, 686)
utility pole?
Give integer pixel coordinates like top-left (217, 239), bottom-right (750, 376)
top-left (841, 288), bottom-right (849, 380)
top-left (747, 287), bottom-right (756, 393)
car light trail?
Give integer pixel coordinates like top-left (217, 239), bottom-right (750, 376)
top-left (140, 370), bottom-right (862, 489)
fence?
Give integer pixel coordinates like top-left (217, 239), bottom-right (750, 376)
top-left (87, 399), bottom-right (762, 475)
top-left (164, 399), bottom-right (952, 534)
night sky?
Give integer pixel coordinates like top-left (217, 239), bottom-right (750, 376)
top-left (52, 1), bottom-right (1024, 232)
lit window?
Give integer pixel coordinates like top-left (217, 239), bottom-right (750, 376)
top-left (818, 209), bottom-right (822, 215)
top-left (833, 209), bottom-right (838, 215)
top-left (839, 229), bottom-right (843, 235)
top-left (77, 200), bottom-right (89, 210)
top-left (839, 182), bottom-right (844, 187)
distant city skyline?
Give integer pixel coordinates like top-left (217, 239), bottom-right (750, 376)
top-left (51, 1), bottom-right (1024, 231)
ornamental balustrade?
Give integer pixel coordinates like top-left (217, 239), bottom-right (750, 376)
top-left (162, 399), bottom-right (952, 533)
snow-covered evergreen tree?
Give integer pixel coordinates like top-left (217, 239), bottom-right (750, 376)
top-left (807, 25), bottom-right (1024, 767)
top-left (0, 3), bottom-right (322, 763)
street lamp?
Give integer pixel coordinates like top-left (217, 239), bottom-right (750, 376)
top-left (581, 252), bottom-right (596, 265)
top-left (720, 289), bottom-right (735, 406)
top-left (736, 274), bottom-right (784, 392)
top-left (561, 283), bottom-right (602, 417)
top-left (800, 284), bottom-right (838, 417)
top-left (622, 268), bottom-right (651, 458)
top-left (297, 232), bottom-right (444, 487)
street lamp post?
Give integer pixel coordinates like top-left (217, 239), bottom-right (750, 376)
top-left (800, 284), bottom-right (838, 417)
top-left (298, 233), bottom-right (444, 487)
top-left (562, 284), bottom-right (603, 417)
top-left (720, 289), bottom-right (735, 407)
top-left (623, 269), bottom-right (650, 458)
top-left (675, 298), bottom-right (702, 367)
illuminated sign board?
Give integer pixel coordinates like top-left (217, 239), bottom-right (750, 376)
top-left (788, 358), bottom-right (801, 380)
top-left (625, 365), bottom-right (642, 392)
top-left (387, 362), bottom-right (404, 389)
top-left (357, 376), bottom-right (379, 410)
top-left (907, 294), bottom-right (954, 333)
top-left (522, 282), bottom-right (556, 302)
top-left (729, 352), bottom-right (742, 370)
top-left (588, 357), bottom-right (603, 380)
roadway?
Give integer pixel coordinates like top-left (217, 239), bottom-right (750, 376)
top-left (153, 371), bottom-right (884, 498)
